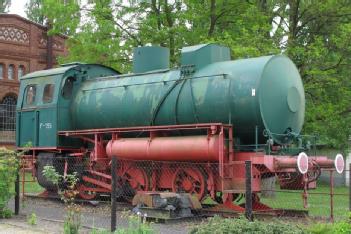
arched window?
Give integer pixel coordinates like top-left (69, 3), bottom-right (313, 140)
top-left (1, 94), bottom-right (17, 105)
top-left (0, 94), bottom-right (17, 131)
top-left (18, 65), bottom-right (25, 79)
top-left (8, 64), bottom-right (14, 80)
top-left (0, 64), bottom-right (3, 79)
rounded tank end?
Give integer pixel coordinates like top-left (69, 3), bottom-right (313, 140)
top-left (259, 55), bottom-right (305, 144)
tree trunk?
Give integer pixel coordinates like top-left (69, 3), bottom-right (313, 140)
top-left (208, 0), bottom-right (216, 37)
top-left (164, 0), bottom-right (175, 63)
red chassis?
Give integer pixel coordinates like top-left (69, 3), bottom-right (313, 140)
top-left (18, 123), bottom-right (342, 212)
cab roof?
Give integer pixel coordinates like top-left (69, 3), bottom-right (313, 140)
top-left (20, 63), bottom-right (119, 80)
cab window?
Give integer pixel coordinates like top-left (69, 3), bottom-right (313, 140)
top-left (25, 85), bottom-right (36, 105)
top-left (43, 84), bottom-right (55, 103)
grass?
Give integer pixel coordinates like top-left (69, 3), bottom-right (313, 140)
top-left (17, 172), bottom-right (349, 221)
top-left (19, 172), bottom-right (44, 194)
top-left (260, 182), bottom-right (349, 220)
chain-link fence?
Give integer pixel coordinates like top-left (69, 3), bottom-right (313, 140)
top-left (260, 169), bottom-right (349, 221)
top-left (14, 155), bottom-right (351, 233)
top-left (0, 103), bottom-right (16, 144)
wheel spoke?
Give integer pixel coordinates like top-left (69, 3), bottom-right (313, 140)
top-left (117, 166), bottom-right (149, 202)
top-left (172, 167), bottom-right (206, 200)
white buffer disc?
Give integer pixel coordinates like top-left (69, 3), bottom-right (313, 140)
top-left (335, 154), bottom-right (344, 174)
top-left (297, 152), bottom-right (309, 174)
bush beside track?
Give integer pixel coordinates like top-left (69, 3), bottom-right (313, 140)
top-left (190, 215), bottom-right (351, 234)
top-left (0, 147), bottom-right (18, 218)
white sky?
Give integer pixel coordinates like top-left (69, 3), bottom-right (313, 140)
top-left (9, 0), bottom-right (28, 17)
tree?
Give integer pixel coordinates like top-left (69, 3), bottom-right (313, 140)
top-left (0, 0), bottom-right (10, 13)
top-left (269, 0), bottom-right (351, 149)
top-left (25, 0), bottom-right (46, 25)
top-left (41, 0), bottom-right (127, 71)
top-left (183, 0), bottom-right (278, 58)
top-left (62, 0), bottom-right (127, 70)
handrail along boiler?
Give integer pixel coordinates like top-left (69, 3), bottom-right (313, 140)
top-left (16, 44), bottom-right (344, 210)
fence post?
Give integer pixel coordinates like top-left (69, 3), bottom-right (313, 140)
top-left (330, 170), bottom-right (334, 222)
top-left (111, 157), bottom-right (117, 232)
top-left (245, 160), bottom-right (253, 221)
top-left (14, 170), bottom-right (19, 215)
top-left (345, 163), bottom-right (351, 211)
top-left (349, 164), bottom-right (351, 212)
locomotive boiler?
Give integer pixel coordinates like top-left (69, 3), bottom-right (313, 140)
top-left (16, 44), bottom-right (344, 210)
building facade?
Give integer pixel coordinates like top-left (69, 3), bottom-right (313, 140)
top-left (0, 14), bottom-right (67, 146)
top-left (0, 14), bottom-right (68, 104)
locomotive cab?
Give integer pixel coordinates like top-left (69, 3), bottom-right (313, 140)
top-left (16, 68), bottom-right (62, 147)
top-left (16, 63), bottom-right (119, 148)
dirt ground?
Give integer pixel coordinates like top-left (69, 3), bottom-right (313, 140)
top-left (0, 223), bottom-right (44, 234)
top-left (0, 215), bottom-right (72, 234)
top-left (2, 197), bottom-right (202, 233)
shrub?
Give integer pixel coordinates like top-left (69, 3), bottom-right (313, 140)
top-left (27, 212), bottom-right (37, 225)
top-left (332, 221), bottom-right (351, 234)
top-left (190, 216), bottom-right (306, 234)
top-left (90, 228), bottom-right (111, 234)
top-left (89, 213), bottom-right (155, 234)
top-left (0, 147), bottom-right (19, 218)
top-left (43, 165), bottom-right (81, 234)
top-left (1, 208), bottom-right (13, 218)
top-left (308, 220), bottom-right (351, 234)
top-left (115, 214), bottom-right (154, 234)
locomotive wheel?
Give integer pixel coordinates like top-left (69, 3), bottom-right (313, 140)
top-left (172, 167), bottom-right (206, 201)
top-left (118, 167), bottom-right (149, 200)
top-left (36, 153), bottom-right (60, 191)
top-left (77, 173), bottom-right (99, 200)
top-left (77, 184), bottom-right (97, 200)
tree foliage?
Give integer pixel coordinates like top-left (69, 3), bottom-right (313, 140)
top-left (33, 0), bottom-right (351, 149)
top-left (0, 0), bottom-right (10, 13)
top-left (25, 0), bottom-right (46, 25)
top-left (270, 0), bottom-right (351, 149)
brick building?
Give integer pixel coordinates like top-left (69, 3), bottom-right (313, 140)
top-left (0, 14), bottom-right (68, 104)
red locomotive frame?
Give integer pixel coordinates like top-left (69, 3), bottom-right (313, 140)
top-left (19, 123), bottom-right (342, 212)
